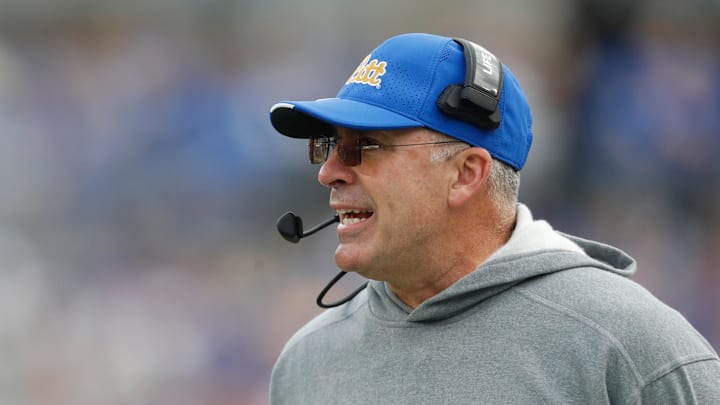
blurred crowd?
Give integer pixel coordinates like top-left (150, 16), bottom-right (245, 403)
top-left (0, 0), bottom-right (717, 404)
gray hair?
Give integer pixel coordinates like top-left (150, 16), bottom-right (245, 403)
top-left (427, 130), bottom-right (471, 161)
top-left (487, 159), bottom-right (519, 218)
top-left (427, 130), bottom-right (519, 215)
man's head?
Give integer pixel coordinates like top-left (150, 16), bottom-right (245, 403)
top-left (268, 33), bottom-right (532, 285)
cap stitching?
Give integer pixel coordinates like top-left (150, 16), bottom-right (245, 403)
top-left (418, 38), bottom-right (455, 123)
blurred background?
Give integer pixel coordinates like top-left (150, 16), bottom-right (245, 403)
top-left (0, 0), bottom-right (718, 403)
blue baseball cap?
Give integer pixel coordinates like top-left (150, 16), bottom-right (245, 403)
top-left (269, 33), bottom-right (533, 170)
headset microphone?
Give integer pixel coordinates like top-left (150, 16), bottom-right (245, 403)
top-left (276, 211), bottom-right (368, 308)
top-left (276, 211), bottom-right (339, 243)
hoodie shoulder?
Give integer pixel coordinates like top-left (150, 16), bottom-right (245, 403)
top-left (276, 288), bottom-right (368, 356)
top-left (515, 265), bottom-right (718, 385)
top-left (270, 289), bottom-right (370, 403)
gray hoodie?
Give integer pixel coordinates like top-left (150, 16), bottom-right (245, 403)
top-left (270, 205), bottom-right (720, 404)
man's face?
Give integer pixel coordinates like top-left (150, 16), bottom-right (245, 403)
top-left (317, 127), bottom-right (454, 281)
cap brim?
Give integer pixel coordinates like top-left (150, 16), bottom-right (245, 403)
top-left (269, 98), bottom-right (423, 138)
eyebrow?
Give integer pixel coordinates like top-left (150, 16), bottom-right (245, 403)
top-left (332, 128), bottom-right (370, 142)
top-left (334, 127), bottom-right (364, 138)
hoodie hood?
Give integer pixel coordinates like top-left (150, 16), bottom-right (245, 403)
top-left (367, 204), bottom-right (636, 323)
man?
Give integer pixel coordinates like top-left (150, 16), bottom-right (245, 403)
top-left (267, 33), bottom-right (720, 404)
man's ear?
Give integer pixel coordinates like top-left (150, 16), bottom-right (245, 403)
top-left (447, 147), bottom-right (493, 208)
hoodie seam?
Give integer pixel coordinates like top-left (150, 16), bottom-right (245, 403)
top-left (513, 287), bottom-right (647, 386)
top-left (484, 249), bottom-right (608, 271)
top-left (626, 356), bottom-right (720, 405)
top-left (366, 281), bottom-right (525, 328)
top-left (365, 250), bottom-right (615, 326)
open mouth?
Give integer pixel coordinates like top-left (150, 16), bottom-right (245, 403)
top-left (337, 209), bottom-right (374, 225)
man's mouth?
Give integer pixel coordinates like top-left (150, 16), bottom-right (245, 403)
top-left (337, 209), bottom-right (374, 225)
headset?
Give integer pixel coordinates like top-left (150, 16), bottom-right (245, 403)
top-left (437, 38), bottom-right (504, 130)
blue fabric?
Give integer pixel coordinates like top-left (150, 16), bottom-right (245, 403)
top-left (269, 33), bottom-right (533, 170)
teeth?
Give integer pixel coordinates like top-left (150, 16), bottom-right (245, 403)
top-left (336, 209), bottom-right (364, 215)
top-left (342, 217), bottom-right (365, 225)
top-left (337, 209), bottom-right (372, 225)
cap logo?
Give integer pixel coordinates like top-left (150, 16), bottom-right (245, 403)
top-left (346, 54), bottom-right (387, 89)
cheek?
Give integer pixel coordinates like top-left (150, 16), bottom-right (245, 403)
top-left (364, 157), bottom-right (450, 237)
top-left (383, 175), bottom-right (447, 232)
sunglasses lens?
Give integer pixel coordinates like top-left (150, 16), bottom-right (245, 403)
top-left (337, 141), bottom-right (360, 166)
top-left (309, 138), bottom-right (329, 164)
top-left (308, 137), bottom-right (361, 166)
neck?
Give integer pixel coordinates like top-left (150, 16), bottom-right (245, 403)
top-left (387, 204), bottom-right (516, 309)
top-left (387, 260), bottom-right (474, 308)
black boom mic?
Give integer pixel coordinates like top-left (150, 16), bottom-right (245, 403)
top-left (275, 211), bottom-right (368, 308)
top-left (276, 211), bottom-right (339, 243)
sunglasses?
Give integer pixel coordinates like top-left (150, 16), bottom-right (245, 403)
top-left (309, 136), bottom-right (464, 166)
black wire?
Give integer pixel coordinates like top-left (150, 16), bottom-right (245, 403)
top-left (316, 271), bottom-right (369, 308)
top-left (303, 215), bottom-right (339, 238)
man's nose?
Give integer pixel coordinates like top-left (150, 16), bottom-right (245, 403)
top-left (318, 147), bottom-right (355, 188)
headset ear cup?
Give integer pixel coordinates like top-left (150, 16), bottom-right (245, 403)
top-left (436, 38), bottom-right (503, 130)
top-left (488, 108), bottom-right (501, 128)
top-left (437, 85), bottom-right (463, 114)
top-left (437, 84), bottom-right (501, 130)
